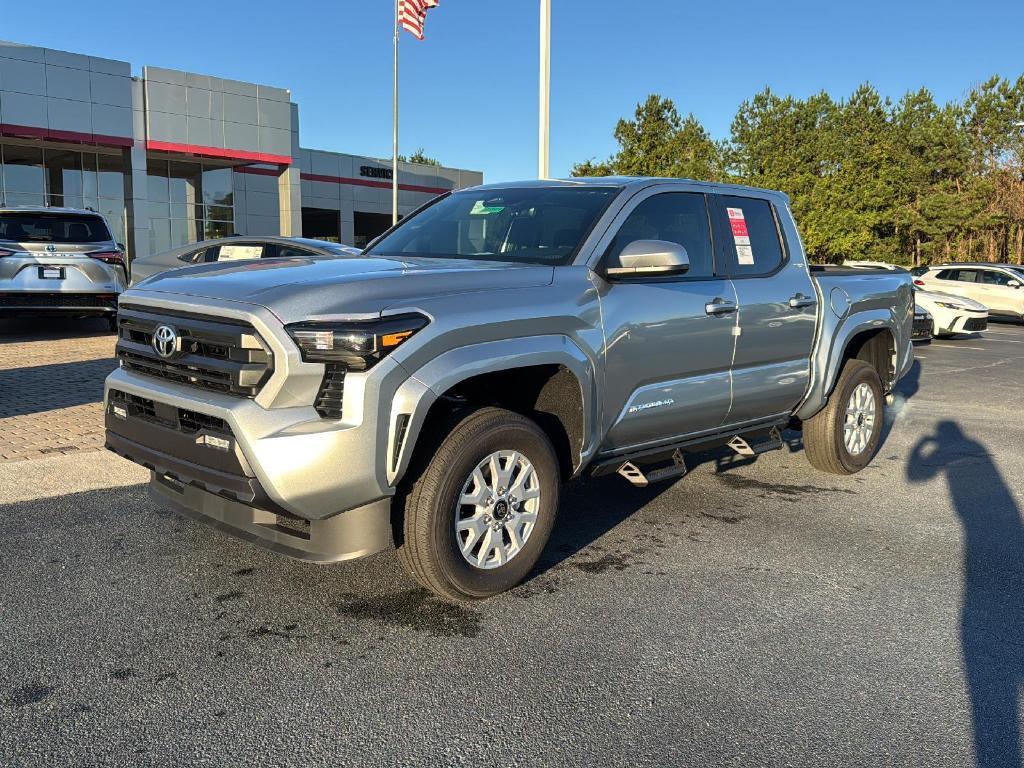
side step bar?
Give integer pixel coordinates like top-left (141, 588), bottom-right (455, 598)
top-left (616, 449), bottom-right (687, 488)
top-left (727, 426), bottom-right (783, 457)
top-left (605, 425), bottom-right (787, 488)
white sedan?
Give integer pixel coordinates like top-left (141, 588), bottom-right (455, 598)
top-left (914, 288), bottom-right (988, 338)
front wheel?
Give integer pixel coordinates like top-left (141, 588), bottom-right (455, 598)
top-left (396, 407), bottom-right (560, 601)
top-left (803, 359), bottom-right (884, 475)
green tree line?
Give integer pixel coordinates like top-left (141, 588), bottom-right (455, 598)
top-left (572, 79), bottom-right (1024, 266)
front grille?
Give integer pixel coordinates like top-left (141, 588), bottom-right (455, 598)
top-left (315, 364), bottom-right (346, 419)
top-left (964, 317), bottom-right (988, 331)
top-left (0, 292), bottom-right (117, 309)
top-left (912, 316), bottom-right (933, 339)
top-left (109, 389), bottom-right (229, 436)
top-left (115, 304), bottom-right (273, 397)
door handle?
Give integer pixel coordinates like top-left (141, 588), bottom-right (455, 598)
top-left (788, 293), bottom-right (817, 309)
top-left (705, 298), bottom-right (738, 316)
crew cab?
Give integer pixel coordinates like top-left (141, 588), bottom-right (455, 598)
top-left (104, 178), bottom-right (914, 601)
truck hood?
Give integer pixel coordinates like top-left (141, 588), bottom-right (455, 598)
top-left (127, 255), bottom-right (555, 322)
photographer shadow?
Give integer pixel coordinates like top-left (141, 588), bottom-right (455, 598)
top-left (907, 420), bottom-right (1024, 768)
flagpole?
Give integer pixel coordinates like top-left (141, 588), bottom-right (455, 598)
top-left (392, 0), bottom-right (400, 226)
top-left (538, 0), bottom-right (550, 179)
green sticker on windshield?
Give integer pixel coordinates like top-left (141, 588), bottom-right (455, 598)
top-left (470, 200), bottom-right (505, 215)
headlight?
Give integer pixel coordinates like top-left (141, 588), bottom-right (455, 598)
top-left (915, 309), bottom-right (932, 320)
top-left (286, 314), bottom-right (428, 370)
top-left (934, 301), bottom-right (963, 310)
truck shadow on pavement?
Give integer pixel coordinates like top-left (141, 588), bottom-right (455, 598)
top-left (907, 420), bottom-right (1023, 768)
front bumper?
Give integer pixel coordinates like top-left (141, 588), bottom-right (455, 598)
top-left (105, 394), bottom-right (394, 562)
top-left (943, 313), bottom-right (988, 334)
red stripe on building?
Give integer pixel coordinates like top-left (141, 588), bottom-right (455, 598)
top-left (0, 123), bottom-right (133, 148)
top-left (300, 172), bottom-right (448, 195)
top-left (234, 166), bottom-right (282, 177)
top-left (146, 140), bottom-right (292, 166)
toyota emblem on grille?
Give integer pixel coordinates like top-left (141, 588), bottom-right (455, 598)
top-left (46, 244), bottom-right (57, 252)
top-left (151, 324), bottom-right (179, 359)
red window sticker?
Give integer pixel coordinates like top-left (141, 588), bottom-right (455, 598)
top-left (726, 207), bottom-right (754, 264)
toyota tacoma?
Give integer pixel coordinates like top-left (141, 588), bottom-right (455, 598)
top-left (104, 178), bottom-right (914, 600)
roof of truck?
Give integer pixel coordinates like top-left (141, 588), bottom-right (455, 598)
top-left (462, 177), bottom-right (791, 201)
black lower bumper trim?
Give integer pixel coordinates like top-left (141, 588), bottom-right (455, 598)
top-left (149, 479), bottom-right (394, 564)
top-left (105, 430), bottom-right (291, 518)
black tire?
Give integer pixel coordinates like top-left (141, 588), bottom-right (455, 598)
top-left (396, 407), bottom-right (560, 602)
top-left (803, 359), bottom-right (884, 475)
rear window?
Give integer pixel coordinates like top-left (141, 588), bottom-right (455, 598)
top-left (0, 212), bottom-right (111, 244)
top-left (714, 195), bottom-right (786, 276)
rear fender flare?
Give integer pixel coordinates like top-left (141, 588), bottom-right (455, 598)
top-left (796, 310), bottom-right (906, 421)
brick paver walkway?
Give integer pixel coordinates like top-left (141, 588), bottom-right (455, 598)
top-left (0, 318), bottom-right (117, 462)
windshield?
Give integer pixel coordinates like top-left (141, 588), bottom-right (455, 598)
top-left (367, 186), bottom-right (621, 265)
top-left (0, 212), bottom-right (111, 244)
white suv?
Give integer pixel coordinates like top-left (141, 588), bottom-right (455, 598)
top-left (914, 263), bottom-right (1024, 320)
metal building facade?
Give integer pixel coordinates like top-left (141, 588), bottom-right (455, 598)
top-left (0, 39), bottom-right (483, 260)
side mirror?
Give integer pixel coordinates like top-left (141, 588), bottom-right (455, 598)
top-left (605, 239), bottom-right (690, 278)
top-left (1009, 280), bottom-right (1022, 289)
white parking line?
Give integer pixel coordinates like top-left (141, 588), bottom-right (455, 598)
top-left (929, 344), bottom-right (989, 350)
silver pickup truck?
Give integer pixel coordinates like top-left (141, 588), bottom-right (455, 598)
top-left (104, 178), bottom-right (913, 601)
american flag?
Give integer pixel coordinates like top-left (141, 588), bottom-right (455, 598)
top-left (399, 0), bottom-right (439, 40)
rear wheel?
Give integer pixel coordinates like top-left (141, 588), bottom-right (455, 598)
top-left (396, 407), bottom-right (560, 601)
top-left (803, 359), bottom-right (884, 475)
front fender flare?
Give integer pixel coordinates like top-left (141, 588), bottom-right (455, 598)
top-left (386, 335), bottom-right (599, 486)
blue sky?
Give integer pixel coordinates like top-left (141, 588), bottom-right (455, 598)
top-left (4, 0), bottom-right (1023, 181)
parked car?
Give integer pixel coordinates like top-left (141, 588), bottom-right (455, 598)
top-left (0, 207), bottom-right (125, 329)
top-left (912, 304), bottom-right (934, 342)
top-left (104, 178), bottom-right (914, 601)
top-left (130, 236), bottom-right (362, 285)
top-left (913, 288), bottom-right (988, 337)
top-left (913, 263), bottom-right (1024, 321)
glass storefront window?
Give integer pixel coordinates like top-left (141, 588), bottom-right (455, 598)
top-left (147, 159), bottom-right (170, 203)
top-left (97, 154), bottom-right (124, 200)
top-left (149, 219), bottom-right (171, 255)
top-left (145, 158), bottom-right (236, 252)
top-left (202, 167), bottom-right (233, 206)
top-left (2, 145), bottom-right (45, 195)
top-left (46, 150), bottom-right (83, 207)
top-left (205, 220), bottom-right (233, 240)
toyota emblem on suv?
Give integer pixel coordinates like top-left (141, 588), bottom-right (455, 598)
top-left (151, 324), bottom-right (179, 359)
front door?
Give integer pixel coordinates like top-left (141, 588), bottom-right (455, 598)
top-left (596, 190), bottom-right (738, 454)
top-left (710, 194), bottom-right (818, 424)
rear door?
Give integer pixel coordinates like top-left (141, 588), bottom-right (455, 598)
top-left (710, 194), bottom-right (817, 425)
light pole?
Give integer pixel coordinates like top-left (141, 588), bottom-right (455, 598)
top-left (538, 0), bottom-right (550, 179)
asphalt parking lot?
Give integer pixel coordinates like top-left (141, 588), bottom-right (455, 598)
top-left (1, 320), bottom-right (1023, 767)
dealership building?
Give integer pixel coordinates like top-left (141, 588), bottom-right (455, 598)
top-left (0, 39), bottom-right (483, 260)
